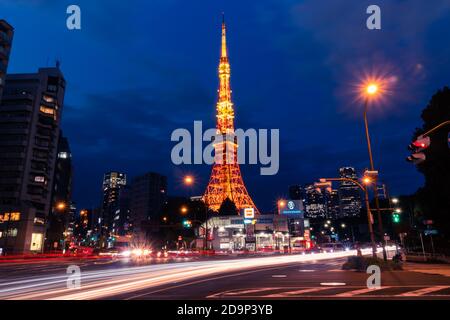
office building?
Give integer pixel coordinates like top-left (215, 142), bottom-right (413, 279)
top-left (303, 184), bottom-right (327, 219)
top-left (338, 167), bottom-right (362, 218)
top-left (130, 172), bottom-right (167, 241)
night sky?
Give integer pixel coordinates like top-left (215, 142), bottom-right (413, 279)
top-left (2, 0), bottom-right (450, 212)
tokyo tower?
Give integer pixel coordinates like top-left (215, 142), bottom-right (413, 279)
top-left (203, 16), bottom-right (259, 214)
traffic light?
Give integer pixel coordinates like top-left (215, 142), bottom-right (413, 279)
top-left (182, 219), bottom-right (192, 228)
top-left (407, 135), bottom-right (430, 164)
top-left (392, 213), bottom-right (400, 224)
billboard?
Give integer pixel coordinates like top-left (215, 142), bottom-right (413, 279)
top-left (281, 200), bottom-right (304, 217)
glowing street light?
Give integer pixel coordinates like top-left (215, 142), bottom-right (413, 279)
top-left (56, 202), bottom-right (66, 211)
top-left (363, 176), bottom-right (372, 185)
top-left (341, 223), bottom-right (346, 228)
top-left (392, 198), bottom-right (399, 204)
top-left (366, 83), bottom-right (378, 95)
top-left (184, 175), bottom-right (194, 186)
top-left (180, 206), bottom-right (188, 214)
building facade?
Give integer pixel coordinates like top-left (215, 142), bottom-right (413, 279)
top-left (338, 167), bottom-right (362, 218)
top-left (100, 171), bottom-right (126, 245)
top-left (45, 132), bottom-right (73, 251)
top-left (130, 172), bottom-right (167, 241)
top-left (0, 67), bottom-right (66, 254)
top-left (198, 214), bottom-right (310, 252)
top-left (0, 20), bottom-right (13, 103)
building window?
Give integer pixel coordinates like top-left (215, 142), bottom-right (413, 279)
top-left (34, 176), bottom-right (45, 183)
top-left (42, 95), bottom-right (54, 103)
top-left (0, 228), bottom-right (18, 237)
top-left (58, 152), bottom-right (68, 159)
top-left (33, 217), bottom-right (45, 225)
top-left (39, 106), bottom-right (55, 115)
top-left (30, 233), bottom-right (43, 251)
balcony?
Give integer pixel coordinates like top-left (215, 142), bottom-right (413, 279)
top-left (0, 31), bottom-right (12, 44)
top-left (0, 104), bottom-right (33, 112)
top-left (0, 127), bottom-right (29, 135)
top-left (0, 46), bottom-right (10, 59)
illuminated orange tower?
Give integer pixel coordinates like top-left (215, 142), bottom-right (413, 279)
top-left (203, 16), bottom-right (259, 214)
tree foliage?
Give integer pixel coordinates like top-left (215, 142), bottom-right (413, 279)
top-left (413, 86), bottom-right (450, 236)
top-left (218, 197), bottom-right (239, 216)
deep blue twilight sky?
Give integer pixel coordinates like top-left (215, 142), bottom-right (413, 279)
top-left (1, 1), bottom-right (449, 212)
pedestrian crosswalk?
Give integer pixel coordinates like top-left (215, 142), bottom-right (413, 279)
top-left (208, 285), bottom-right (450, 299)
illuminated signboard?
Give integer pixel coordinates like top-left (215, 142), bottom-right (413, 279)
top-left (281, 200), bottom-right (304, 217)
top-left (243, 208), bottom-right (255, 219)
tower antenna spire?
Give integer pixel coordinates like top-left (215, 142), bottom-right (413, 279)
top-left (221, 13), bottom-right (227, 59)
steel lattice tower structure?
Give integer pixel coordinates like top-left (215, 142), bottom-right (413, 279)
top-left (203, 17), bottom-right (259, 214)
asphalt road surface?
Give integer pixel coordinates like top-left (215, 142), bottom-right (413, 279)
top-left (1, 249), bottom-right (449, 300)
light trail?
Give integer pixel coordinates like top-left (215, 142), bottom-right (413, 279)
top-left (0, 247), bottom-right (396, 300)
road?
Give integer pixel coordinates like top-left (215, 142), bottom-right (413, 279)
top-left (1, 248), bottom-right (449, 300)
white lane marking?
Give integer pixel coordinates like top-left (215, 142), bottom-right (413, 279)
top-left (335, 286), bottom-right (390, 297)
top-left (298, 269), bottom-right (315, 272)
top-left (398, 286), bottom-right (450, 297)
top-left (264, 287), bottom-right (330, 298)
top-left (272, 275), bottom-right (287, 278)
top-left (223, 287), bottom-right (282, 296)
top-left (320, 282), bottom-right (346, 286)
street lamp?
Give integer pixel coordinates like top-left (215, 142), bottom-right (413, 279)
top-left (180, 206), bottom-right (188, 215)
top-left (56, 202), bottom-right (66, 211)
top-left (184, 175), bottom-right (194, 186)
top-left (362, 80), bottom-right (387, 261)
top-left (392, 198), bottom-right (399, 204)
top-left (182, 175), bottom-right (210, 252)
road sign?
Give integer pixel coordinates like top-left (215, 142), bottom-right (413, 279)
top-left (424, 229), bottom-right (438, 236)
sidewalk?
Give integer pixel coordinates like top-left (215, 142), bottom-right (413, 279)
top-left (403, 262), bottom-right (450, 278)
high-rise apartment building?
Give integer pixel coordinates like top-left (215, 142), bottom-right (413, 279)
top-left (100, 171), bottom-right (126, 244)
top-left (0, 66), bottom-right (66, 254)
top-left (0, 20), bottom-right (14, 102)
top-left (46, 132), bottom-right (73, 251)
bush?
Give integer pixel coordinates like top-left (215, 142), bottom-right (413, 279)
top-left (342, 256), bottom-right (402, 271)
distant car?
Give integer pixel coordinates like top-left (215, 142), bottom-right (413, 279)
top-left (319, 243), bottom-right (345, 253)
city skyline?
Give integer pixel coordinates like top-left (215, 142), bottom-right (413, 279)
top-left (1, 1), bottom-right (450, 306)
top-left (2, 1), bottom-right (450, 212)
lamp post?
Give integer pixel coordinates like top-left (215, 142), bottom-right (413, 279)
top-left (363, 83), bottom-right (387, 261)
top-left (183, 175), bottom-right (209, 251)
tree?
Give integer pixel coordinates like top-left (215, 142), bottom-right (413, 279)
top-left (412, 86), bottom-right (450, 238)
top-left (218, 198), bottom-right (239, 216)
